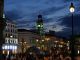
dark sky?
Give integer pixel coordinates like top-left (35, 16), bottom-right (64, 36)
top-left (4, 0), bottom-right (80, 37)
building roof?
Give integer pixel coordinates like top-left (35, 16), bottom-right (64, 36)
top-left (18, 29), bottom-right (31, 32)
top-left (18, 29), bottom-right (38, 34)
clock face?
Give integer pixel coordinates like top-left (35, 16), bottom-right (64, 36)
top-left (37, 25), bottom-right (41, 27)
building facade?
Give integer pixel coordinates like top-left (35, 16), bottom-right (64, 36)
top-left (18, 29), bottom-right (40, 53)
top-left (18, 29), bottom-right (67, 53)
top-left (2, 20), bottom-right (18, 54)
top-left (17, 15), bottom-right (67, 53)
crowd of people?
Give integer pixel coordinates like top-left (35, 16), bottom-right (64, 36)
top-left (1, 46), bottom-right (79, 60)
top-left (16, 47), bottom-right (72, 60)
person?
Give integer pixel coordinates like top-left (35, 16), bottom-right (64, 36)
top-left (60, 54), bottom-right (64, 60)
top-left (26, 54), bottom-right (36, 60)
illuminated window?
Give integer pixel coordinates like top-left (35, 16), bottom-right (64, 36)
top-left (5, 45), bottom-right (8, 49)
top-left (5, 38), bottom-right (9, 43)
top-left (13, 39), bottom-right (17, 44)
top-left (11, 40), bottom-right (13, 43)
top-left (9, 45), bottom-right (13, 49)
top-left (2, 46), bottom-right (5, 49)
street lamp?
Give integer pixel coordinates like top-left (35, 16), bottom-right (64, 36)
top-left (70, 3), bottom-right (75, 13)
top-left (69, 2), bottom-right (75, 60)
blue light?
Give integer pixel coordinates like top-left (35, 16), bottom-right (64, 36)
top-left (2, 45), bottom-right (17, 50)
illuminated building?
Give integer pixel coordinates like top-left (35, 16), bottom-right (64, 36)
top-left (18, 29), bottom-right (40, 53)
top-left (2, 19), bottom-right (18, 54)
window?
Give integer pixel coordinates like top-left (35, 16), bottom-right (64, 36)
top-left (5, 38), bottom-right (9, 43)
top-left (11, 29), bottom-right (12, 32)
top-left (6, 34), bottom-right (7, 37)
top-left (5, 40), bottom-right (8, 43)
top-left (10, 39), bottom-right (13, 43)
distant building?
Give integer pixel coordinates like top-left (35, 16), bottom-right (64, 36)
top-left (74, 35), bottom-right (80, 55)
top-left (18, 28), bottom-right (67, 52)
top-left (18, 29), bottom-right (40, 53)
top-left (3, 20), bottom-right (18, 38)
top-left (2, 20), bottom-right (18, 54)
top-left (17, 15), bottom-right (67, 52)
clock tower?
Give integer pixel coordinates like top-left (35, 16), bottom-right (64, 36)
top-left (36, 15), bottom-right (44, 36)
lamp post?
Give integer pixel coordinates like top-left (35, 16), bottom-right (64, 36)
top-left (69, 2), bottom-right (75, 60)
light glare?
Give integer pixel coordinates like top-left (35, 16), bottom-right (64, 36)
top-left (70, 7), bottom-right (75, 13)
top-left (78, 50), bottom-right (80, 54)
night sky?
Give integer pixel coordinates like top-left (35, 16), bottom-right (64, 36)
top-left (4, 0), bottom-right (80, 37)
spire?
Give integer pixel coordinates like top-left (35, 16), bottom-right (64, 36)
top-left (37, 14), bottom-right (43, 23)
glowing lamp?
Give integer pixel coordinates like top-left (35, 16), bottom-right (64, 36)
top-left (69, 3), bottom-right (75, 13)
